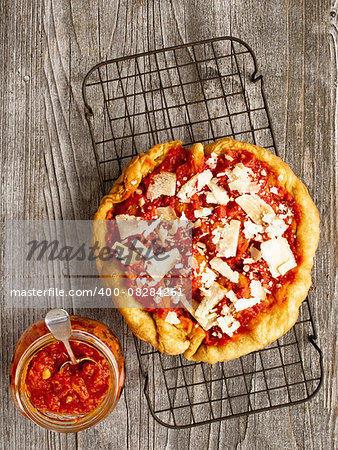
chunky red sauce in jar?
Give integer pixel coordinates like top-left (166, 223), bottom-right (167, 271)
top-left (25, 341), bottom-right (110, 415)
top-left (10, 315), bottom-right (125, 432)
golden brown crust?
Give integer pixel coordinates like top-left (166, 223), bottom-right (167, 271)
top-left (93, 138), bottom-right (320, 364)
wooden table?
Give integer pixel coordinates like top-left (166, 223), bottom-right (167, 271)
top-left (1, 1), bottom-right (337, 448)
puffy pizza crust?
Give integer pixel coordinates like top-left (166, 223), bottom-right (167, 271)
top-left (93, 138), bottom-right (320, 363)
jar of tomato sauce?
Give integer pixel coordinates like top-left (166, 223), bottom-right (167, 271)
top-left (10, 315), bottom-right (125, 432)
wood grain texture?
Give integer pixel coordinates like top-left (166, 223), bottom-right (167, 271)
top-left (0, 0), bottom-right (336, 449)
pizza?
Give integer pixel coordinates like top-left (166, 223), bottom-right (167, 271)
top-left (93, 138), bottom-right (320, 364)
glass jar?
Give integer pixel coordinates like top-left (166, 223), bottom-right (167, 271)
top-left (10, 315), bottom-right (125, 432)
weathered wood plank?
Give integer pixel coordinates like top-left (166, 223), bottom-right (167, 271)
top-left (0, 0), bottom-right (78, 448)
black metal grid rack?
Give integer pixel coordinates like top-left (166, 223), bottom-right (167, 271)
top-left (83, 37), bottom-right (322, 428)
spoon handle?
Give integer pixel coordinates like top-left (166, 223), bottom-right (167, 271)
top-left (45, 309), bottom-right (78, 366)
top-left (62, 339), bottom-right (77, 365)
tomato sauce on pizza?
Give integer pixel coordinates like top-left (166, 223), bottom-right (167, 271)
top-left (105, 144), bottom-right (303, 346)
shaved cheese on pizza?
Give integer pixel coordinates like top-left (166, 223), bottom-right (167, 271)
top-left (206, 191), bottom-right (218, 203)
top-left (265, 216), bottom-right (288, 238)
top-left (216, 315), bottom-right (240, 337)
top-left (225, 287), bottom-right (263, 312)
top-left (114, 214), bottom-right (137, 240)
top-left (197, 169), bottom-right (213, 190)
top-left (243, 220), bottom-right (264, 240)
top-left (233, 297), bottom-right (261, 312)
top-left (146, 172), bottom-right (176, 201)
top-left (214, 220), bottom-right (241, 257)
top-left (260, 237), bottom-right (296, 278)
top-left (180, 298), bottom-right (216, 330)
top-left (226, 290), bottom-right (238, 303)
top-left (194, 313), bottom-right (217, 331)
top-left (115, 214), bottom-right (149, 239)
top-left (164, 311), bottom-right (181, 325)
top-left (146, 247), bottom-right (180, 280)
top-left (177, 174), bottom-right (198, 202)
top-left (227, 163), bottom-right (260, 194)
top-left (207, 179), bottom-right (230, 205)
top-left (205, 152), bottom-right (218, 169)
top-left (278, 258), bottom-right (297, 276)
top-left (177, 169), bottom-right (213, 202)
top-left (210, 257), bottom-right (239, 283)
top-left (200, 267), bottom-right (217, 288)
top-left (194, 207), bottom-right (213, 218)
top-left (156, 206), bottom-right (177, 219)
top-left (235, 194), bottom-right (275, 224)
top-left (158, 226), bottom-right (168, 245)
top-left (250, 280), bottom-right (266, 299)
top-left (195, 283), bottom-right (227, 324)
top-left (225, 280), bottom-right (266, 312)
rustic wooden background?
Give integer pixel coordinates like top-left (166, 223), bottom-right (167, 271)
top-left (1, 0), bottom-right (337, 449)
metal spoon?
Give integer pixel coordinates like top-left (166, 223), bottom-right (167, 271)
top-left (45, 309), bottom-right (95, 371)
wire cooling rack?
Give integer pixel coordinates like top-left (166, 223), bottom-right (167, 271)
top-left (83, 37), bottom-right (322, 428)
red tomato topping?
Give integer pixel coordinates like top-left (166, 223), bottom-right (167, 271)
top-left (104, 145), bottom-right (301, 347)
top-left (25, 342), bottom-right (110, 415)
